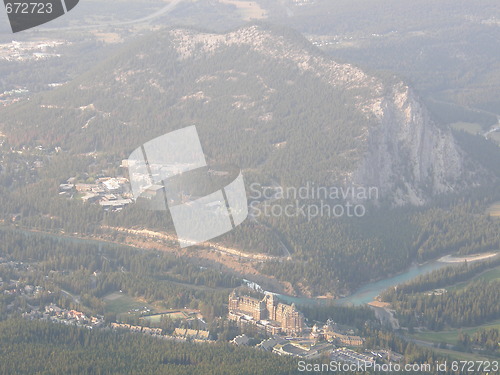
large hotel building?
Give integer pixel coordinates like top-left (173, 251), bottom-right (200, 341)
top-left (228, 290), bottom-right (305, 335)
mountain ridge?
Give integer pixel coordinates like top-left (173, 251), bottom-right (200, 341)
top-left (0, 24), bottom-right (491, 205)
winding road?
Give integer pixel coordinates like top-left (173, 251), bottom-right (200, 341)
top-left (27, 0), bottom-right (187, 32)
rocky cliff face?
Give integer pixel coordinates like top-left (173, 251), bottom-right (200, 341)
top-left (354, 83), bottom-right (469, 206)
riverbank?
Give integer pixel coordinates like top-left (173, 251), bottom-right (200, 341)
top-left (438, 252), bottom-right (498, 263)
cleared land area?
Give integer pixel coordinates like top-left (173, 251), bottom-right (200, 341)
top-left (411, 264), bottom-right (500, 347)
top-left (141, 311), bottom-right (192, 324)
top-left (411, 319), bottom-right (500, 347)
top-left (430, 347), bottom-right (493, 362)
top-left (141, 309), bottom-right (203, 326)
top-left (489, 131), bottom-right (500, 145)
top-left (447, 264), bottom-right (500, 292)
top-left (450, 122), bottom-right (483, 135)
top-left (219, 0), bottom-right (267, 21)
top-left (103, 292), bottom-right (156, 316)
top-left (486, 201), bottom-right (500, 218)
top-left (438, 252), bottom-right (498, 263)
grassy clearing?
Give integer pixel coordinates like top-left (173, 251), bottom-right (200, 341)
top-left (141, 314), bottom-right (164, 324)
top-left (450, 122), bottom-right (483, 135)
top-left (103, 292), bottom-right (154, 315)
top-left (430, 347), bottom-right (493, 361)
top-left (412, 319), bottom-right (500, 346)
top-left (486, 201), bottom-right (500, 218)
top-left (141, 311), bottom-right (189, 324)
top-left (219, 0), bottom-right (267, 21)
top-left (474, 266), bottom-right (500, 282)
top-left (446, 264), bottom-right (500, 292)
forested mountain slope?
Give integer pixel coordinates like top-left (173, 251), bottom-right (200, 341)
top-left (0, 24), bottom-right (491, 205)
top-left (1, 25), bottom-right (498, 296)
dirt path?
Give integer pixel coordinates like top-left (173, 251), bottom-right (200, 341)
top-left (103, 226), bottom-right (281, 261)
top-left (438, 252), bottom-right (498, 263)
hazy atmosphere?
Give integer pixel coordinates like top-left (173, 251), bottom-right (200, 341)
top-left (0, 1), bottom-right (499, 374)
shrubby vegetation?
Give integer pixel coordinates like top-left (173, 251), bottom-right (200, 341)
top-left (0, 319), bottom-right (465, 375)
top-left (390, 280), bottom-right (500, 330)
top-left (299, 303), bottom-right (375, 330)
top-left (293, 0), bottom-right (500, 117)
top-left (381, 256), bottom-right (500, 299)
top-left (0, 319), bottom-right (303, 375)
top-left (452, 131), bottom-right (500, 178)
top-left (0, 229), bottom-right (239, 319)
top-left (0, 25), bottom-right (498, 297)
top-left (457, 328), bottom-right (500, 355)
top-left (258, 190), bottom-right (500, 295)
